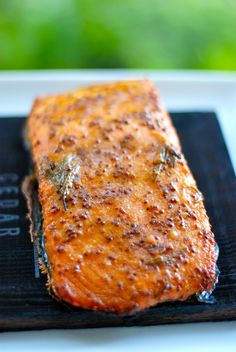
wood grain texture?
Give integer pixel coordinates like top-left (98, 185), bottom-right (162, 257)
top-left (0, 113), bottom-right (235, 331)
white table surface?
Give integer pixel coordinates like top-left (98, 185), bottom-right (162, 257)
top-left (0, 70), bottom-right (235, 352)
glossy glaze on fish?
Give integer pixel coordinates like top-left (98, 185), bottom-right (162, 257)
top-left (25, 80), bottom-right (217, 313)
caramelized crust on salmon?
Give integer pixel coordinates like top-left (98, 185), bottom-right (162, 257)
top-left (26, 80), bottom-right (217, 313)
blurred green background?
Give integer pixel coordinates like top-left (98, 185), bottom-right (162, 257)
top-left (0, 0), bottom-right (236, 70)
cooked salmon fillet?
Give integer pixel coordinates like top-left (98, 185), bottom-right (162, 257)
top-left (25, 80), bottom-right (217, 313)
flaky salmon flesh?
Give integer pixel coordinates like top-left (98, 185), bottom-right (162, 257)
top-left (25, 80), bottom-right (217, 313)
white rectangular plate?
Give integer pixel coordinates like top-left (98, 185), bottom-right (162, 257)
top-left (0, 70), bottom-right (236, 352)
